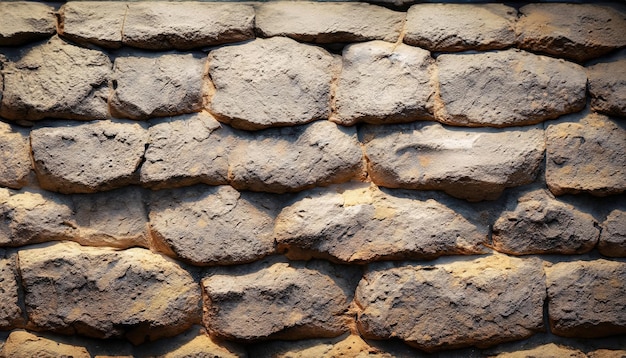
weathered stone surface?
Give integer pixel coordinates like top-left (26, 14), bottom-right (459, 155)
top-left (19, 241), bottom-right (201, 344)
top-left (149, 185), bottom-right (278, 266)
top-left (203, 259), bottom-right (358, 341)
top-left (208, 37), bottom-right (336, 130)
top-left (587, 58), bottom-right (626, 117)
top-left (0, 121), bottom-right (31, 189)
top-left (252, 334), bottom-right (398, 358)
top-left (361, 122), bottom-right (545, 201)
top-left (0, 330), bottom-right (90, 358)
top-left (0, 37), bottom-right (111, 121)
top-left (546, 112), bottom-right (626, 196)
top-left (275, 183), bottom-right (488, 263)
top-left (546, 260), bottom-right (626, 338)
top-left (356, 254), bottom-right (546, 351)
top-left (141, 112), bottom-right (234, 189)
top-left (435, 49), bottom-right (587, 127)
top-left (31, 120), bottom-right (148, 194)
top-left (588, 349), bottom-right (626, 358)
top-left (110, 53), bottom-right (205, 120)
top-left (0, 2), bottom-right (56, 46)
top-left (229, 121), bottom-right (363, 193)
top-left (599, 209), bottom-right (626, 257)
top-left (516, 4), bottom-right (626, 63)
top-left (492, 189), bottom-right (599, 255)
top-left (59, 2), bottom-right (127, 48)
top-left (0, 251), bottom-right (22, 330)
top-left (255, 2), bottom-right (404, 43)
top-left (404, 4), bottom-right (516, 52)
top-left (332, 41), bottom-right (435, 126)
top-left (493, 343), bottom-right (586, 358)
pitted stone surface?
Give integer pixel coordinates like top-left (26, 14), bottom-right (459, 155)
top-left (252, 334), bottom-right (401, 358)
top-left (149, 185), bottom-right (278, 266)
top-left (31, 120), bottom-right (148, 194)
top-left (435, 49), bottom-right (587, 127)
top-left (404, 4), bottom-right (516, 52)
top-left (517, 4), bottom-right (626, 63)
top-left (546, 260), bottom-right (626, 338)
top-left (546, 112), bottom-right (626, 196)
top-left (361, 122), bottom-right (545, 201)
top-left (0, 330), bottom-right (90, 358)
top-left (0, 251), bottom-right (23, 330)
top-left (19, 241), bottom-right (201, 344)
top-left (0, 2), bottom-right (56, 46)
top-left (141, 112), bottom-right (234, 189)
top-left (208, 37), bottom-right (336, 130)
top-left (587, 58), bottom-right (626, 117)
top-left (255, 2), bottom-right (404, 43)
top-left (492, 189), bottom-right (600, 255)
top-left (332, 41), bottom-right (435, 126)
top-left (275, 184), bottom-right (488, 263)
top-left (203, 259), bottom-right (358, 341)
top-left (110, 53), bottom-right (205, 120)
top-left (493, 343), bottom-right (586, 358)
top-left (599, 209), bottom-right (626, 257)
top-left (0, 37), bottom-right (111, 121)
top-left (356, 254), bottom-right (546, 351)
top-left (0, 121), bottom-right (31, 189)
top-left (229, 121), bottom-right (363, 193)
top-left (59, 2), bottom-right (127, 48)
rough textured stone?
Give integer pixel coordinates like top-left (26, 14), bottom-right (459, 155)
top-left (19, 241), bottom-right (201, 344)
top-left (404, 4), bottom-right (516, 52)
top-left (587, 58), bottom-right (626, 117)
top-left (229, 121), bottom-right (363, 193)
top-left (0, 2), bottom-right (56, 46)
top-left (332, 41), bottom-right (435, 126)
top-left (275, 183), bottom-right (488, 263)
top-left (141, 112), bottom-right (234, 189)
top-left (493, 343), bottom-right (586, 358)
top-left (435, 49), bottom-right (587, 127)
top-left (203, 259), bottom-right (358, 341)
top-left (599, 209), bottom-right (626, 257)
top-left (0, 251), bottom-right (23, 330)
top-left (252, 334), bottom-right (397, 358)
top-left (31, 120), bottom-right (148, 194)
top-left (0, 330), bottom-right (90, 358)
top-left (492, 188), bottom-right (600, 255)
top-left (0, 121), bottom-right (31, 189)
top-left (110, 53), bottom-right (205, 120)
top-left (356, 254), bottom-right (546, 351)
top-left (58, 2), bottom-right (127, 48)
top-left (361, 122), bottom-right (545, 201)
top-left (546, 260), bottom-right (626, 338)
top-left (208, 37), bottom-right (336, 130)
top-left (149, 185), bottom-right (278, 266)
top-left (588, 349), bottom-right (626, 358)
top-left (255, 2), bottom-right (404, 43)
top-left (516, 4), bottom-right (626, 63)
top-left (546, 112), bottom-right (626, 196)
top-left (0, 37), bottom-right (111, 121)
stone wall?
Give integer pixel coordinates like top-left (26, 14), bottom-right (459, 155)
top-left (0, 1), bottom-right (625, 357)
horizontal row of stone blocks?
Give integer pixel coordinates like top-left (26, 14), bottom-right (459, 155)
top-left (1, 242), bottom-right (624, 351)
top-left (1, 35), bottom-right (624, 128)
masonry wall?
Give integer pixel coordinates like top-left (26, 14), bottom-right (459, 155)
top-left (0, 1), bottom-right (625, 357)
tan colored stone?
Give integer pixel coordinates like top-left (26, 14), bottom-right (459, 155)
top-left (252, 334), bottom-right (397, 358)
top-left (255, 2), bottom-right (404, 43)
top-left (599, 209), bottom-right (626, 257)
top-left (0, 2), bottom-right (56, 46)
top-left (493, 343), bottom-right (586, 358)
top-left (546, 112), bottom-right (626, 196)
top-left (208, 37), bottom-right (336, 130)
top-left (546, 259), bottom-right (626, 338)
top-left (31, 120), bottom-right (148, 194)
top-left (517, 4), bottom-right (626, 63)
top-left (435, 49), bottom-right (587, 127)
top-left (0, 37), bottom-right (111, 121)
top-left (587, 58), bottom-right (626, 117)
top-left (19, 241), bottom-right (201, 344)
top-left (275, 183), bottom-right (488, 263)
top-left (361, 122), bottom-right (545, 201)
top-left (332, 41), bottom-right (435, 126)
top-left (404, 4), bottom-right (516, 52)
top-left (0, 330), bottom-right (90, 358)
top-left (0, 251), bottom-right (23, 330)
top-left (0, 121), bottom-right (31, 189)
top-left (356, 254), bottom-right (546, 351)
top-left (59, 2), bottom-right (127, 48)
top-left (588, 349), bottom-right (626, 358)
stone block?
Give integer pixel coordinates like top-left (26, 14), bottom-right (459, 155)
top-left (404, 4), bottom-right (516, 52)
top-left (0, 121), bottom-right (31, 189)
top-left (252, 334), bottom-right (401, 358)
top-left (599, 209), bottom-right (626, 257)
top-left (0, 330), bottom-right (90, 358)
top-left (361, 122), bottom-right (545, 201)
top-left (0, 251), bottom-right (23, 330)
top-left (208, 37), bottom-right (336, 130)
top-left (332, 41), bottom-right (435, 126)
top-left (435, 49), bottom-right (587, 127)
top-left (0, 2), bottom-right (56, 46)
top-left (58, 2), bottom-right (127, 48)
top-left (493, 343), bottom-right (586, 358)
top-left (587, 58), bottom-right (626, 117)
top-left (546, 259), bottom-right (626, 338)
